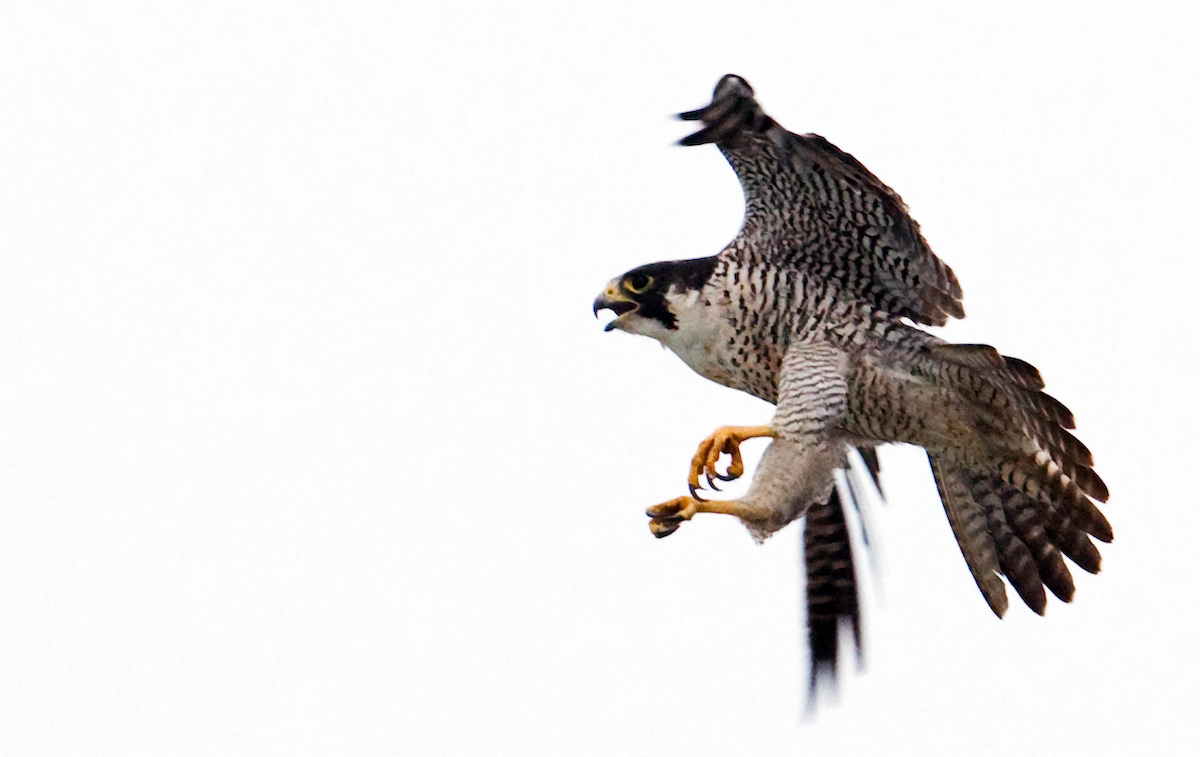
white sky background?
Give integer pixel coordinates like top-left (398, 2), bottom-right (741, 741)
top-left (2, 1), bottom-right (1198, 754)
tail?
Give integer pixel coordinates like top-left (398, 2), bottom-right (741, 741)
top-left (925, 343), bottom-right (1109, 617)
top-left (801, 445), bottom-right (878, 705)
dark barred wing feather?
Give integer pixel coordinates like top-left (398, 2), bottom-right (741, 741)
top-left (801, 446), bottom-right (879, 703)
top-left (679, 74), bottom-right (963, 327)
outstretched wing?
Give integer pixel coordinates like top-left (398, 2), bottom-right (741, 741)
top-left (679, 74), bottom-right (964, 327)
top-left (801, 446), bottom-right (879, 704)
top-left (802, 487), bottom-right (862, 701)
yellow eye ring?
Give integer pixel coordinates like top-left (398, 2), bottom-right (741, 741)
top-left (625, 274), bottom-right (653, 294)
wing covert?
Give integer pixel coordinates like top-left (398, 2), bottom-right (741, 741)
top-left (679, 74), bottom-right (964, 327)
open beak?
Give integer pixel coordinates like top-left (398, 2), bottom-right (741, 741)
top-left (593, 288), bottom-right (637, 332)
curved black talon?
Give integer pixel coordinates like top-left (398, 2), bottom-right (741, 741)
top-left (714, 470), bottom-right (738, 482)
top-left (650, 519), bottom-right (682, 538)
top-left (689, 483), bottom-right (707, 502)
top-left (706, 472), bottom-right (721, 491)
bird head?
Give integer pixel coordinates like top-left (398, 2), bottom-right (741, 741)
top-left (593, 257), bottom-right (719, 339)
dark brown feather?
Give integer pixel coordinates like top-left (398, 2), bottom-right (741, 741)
top-left (677, 74), bottom-right (964, 328)
top-left (981, 492), bottom-right (1048, 615)
top-left (802, 488), bottom-right (862, 701)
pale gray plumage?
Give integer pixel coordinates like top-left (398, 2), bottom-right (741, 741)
top-left (594, 74), bottom-right (1110, 689)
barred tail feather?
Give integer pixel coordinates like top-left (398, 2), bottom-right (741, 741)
top-left (925, 343), bottom-right (1107, 505)
top-left (1039, 492), bottom-right (1103, 574)
top-left (983, 493), bottom-right (1048, 614)
top-left (924, 346), bottom-right (1109, 614)
top-left (986, 482), bottom-right (1075, 604)
top-left (929, 452), bottom-right (1008, 617)
top-left (929, 446), bottom-right (1108, 615)
top-left (925, 340), bottom-right (1111, 547)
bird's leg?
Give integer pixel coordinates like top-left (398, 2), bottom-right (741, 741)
top-left (688, 425), bottom-right (776, 498)
top-left (646, 496), bottom-right (773, 538)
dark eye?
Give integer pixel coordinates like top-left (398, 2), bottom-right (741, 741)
top-left (626, 274), bottom-right (653, 294)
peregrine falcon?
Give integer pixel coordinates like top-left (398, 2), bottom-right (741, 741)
top-left (594, 75), bottom-right (1110, 686)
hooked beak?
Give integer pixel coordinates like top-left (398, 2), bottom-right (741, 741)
top-left (593, 287), bottom-right (637, 332)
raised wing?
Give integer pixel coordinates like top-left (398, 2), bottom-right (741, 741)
top-left (679, 74), bottom-right (964, 327)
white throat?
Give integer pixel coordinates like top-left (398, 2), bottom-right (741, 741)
top-left (653, 286), bottom-right (737, 384)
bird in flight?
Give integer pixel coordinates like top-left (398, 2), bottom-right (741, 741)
top-left (594, 74), bottom-right (1110, 692)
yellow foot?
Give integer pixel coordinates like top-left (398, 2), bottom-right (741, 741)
top-left (645, 496), bottom-right (773, 538)
top-left (688, 425), bottom-right (776, 499)
top-left (646, 496), bottom-right (699, 538)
